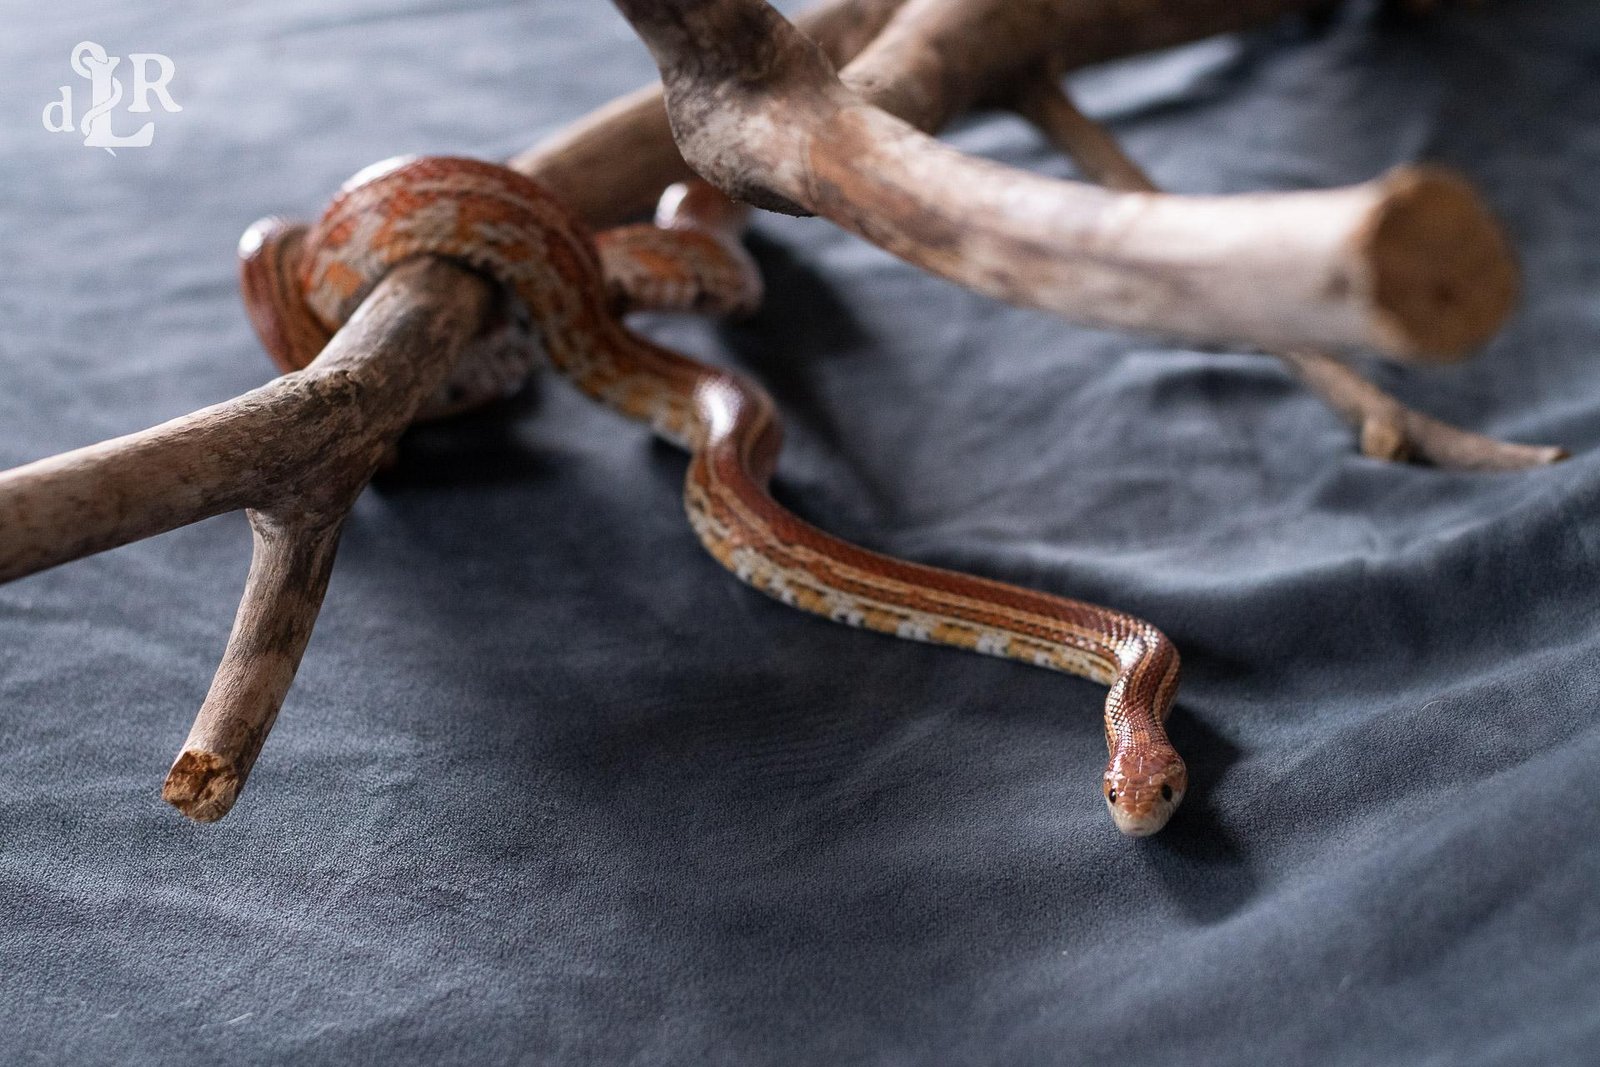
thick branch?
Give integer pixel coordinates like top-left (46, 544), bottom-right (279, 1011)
top-left (510, 0), bottom-right (908, 226)
top-left (612, 0), bottom-right (1518, 361)
top-left (0, 261), bottom-right (493, 585)
top-left (1016, 79), bottom-right (1564, 470)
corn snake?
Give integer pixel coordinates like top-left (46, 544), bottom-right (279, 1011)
top-left (238, 155), bottom-right (1187, 835)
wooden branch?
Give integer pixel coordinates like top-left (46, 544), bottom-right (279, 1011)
top-left (552, 0), bottom-right (1555, 465)
top-left (159, 262), bottom-right (496, 817)
top-left (0, 260), bottom-right (496, 818)
top-left (842, 0), bottom-right (1340, 133)
top-left (611, 0), bottom-right (1518, 362)
top-left (1274, 347), bottom-right (1567, 469)
top-left (0, 261), bottom-right (492, 584)
top-left (0, 0), bottom-right (1561, 825)
top-left (2, 0), bottom-right (905, 823)
top-left (1013, 75), bottom-right (1158, 194)
top-left (163, 514), bottom-right (344, 821)
top-left (1014, 78), bottom-right (1564, 470)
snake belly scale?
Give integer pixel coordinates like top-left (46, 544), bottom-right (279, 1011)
top-left (240, 155), bottom-right (1187, 836)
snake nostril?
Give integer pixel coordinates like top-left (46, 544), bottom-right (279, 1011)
top-left (1161, 784), bottom-right (1173, 802)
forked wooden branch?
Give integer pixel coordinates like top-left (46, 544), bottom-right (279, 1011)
top-left (1, 260), bottom-right (496, 817)
top-left (571, 0), bottom-right (1557, 468)
top-left (0, 0), bottom-right (1565, 823)
top-left (613, 0), bottom-right (1517, 361)
top-left (2, 0), bottom-right (898, 821)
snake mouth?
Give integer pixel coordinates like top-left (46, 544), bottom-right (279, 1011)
top-left (1104, 751), bottom-right (1187, 836)
top-left (1107, 793), bottom-right (1182, 837)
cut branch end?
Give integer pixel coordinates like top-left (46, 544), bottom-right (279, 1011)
top-left (162, 750), bottom-right (242, 823)
top-left (1363, 166), bottom-right (1519, 362)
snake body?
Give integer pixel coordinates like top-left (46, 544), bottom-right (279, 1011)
top-left (239, 155), bottom-right (1186, 835)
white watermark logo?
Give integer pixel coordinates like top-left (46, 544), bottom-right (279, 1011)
top-left (42, 42), bottom-right (181, 154)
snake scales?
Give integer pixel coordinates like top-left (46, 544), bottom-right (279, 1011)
top-left (239, 155), bottom-right (1186, 836)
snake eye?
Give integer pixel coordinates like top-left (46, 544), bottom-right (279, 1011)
top-left (1107, 789), bottom-right (1117, 804)
top-left (1161, 784), bottom-right (1173, 802)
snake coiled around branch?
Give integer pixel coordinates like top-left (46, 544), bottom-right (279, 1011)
top-left (238, 155), bottom-right (1186, 835)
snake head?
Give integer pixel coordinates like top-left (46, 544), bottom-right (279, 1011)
top-left (1103, 747), bottom-right (1187, 836)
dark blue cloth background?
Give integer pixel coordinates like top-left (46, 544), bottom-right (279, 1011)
top-left (1, 1), bottom-right (1597, 1062)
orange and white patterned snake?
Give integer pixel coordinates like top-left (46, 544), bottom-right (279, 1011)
top-left (238, 155), bottom-right (1187, 835)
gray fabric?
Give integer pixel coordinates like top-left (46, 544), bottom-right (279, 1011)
top-left (2, 1), bottom-right (1597, 1063)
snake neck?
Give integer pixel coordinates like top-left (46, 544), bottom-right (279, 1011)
top-left (1102, 636), bottom-right (1184, 835)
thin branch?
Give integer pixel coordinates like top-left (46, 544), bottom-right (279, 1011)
top-left (1274, 347), bottom-right (1566, 469)
top-left (163, 514), bottom-right (345, 821)
top-left (1013, 76), bottom-right (1159, 194)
